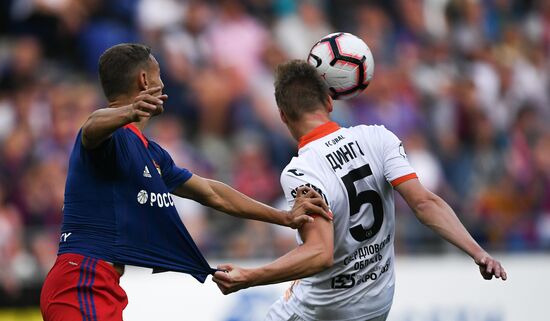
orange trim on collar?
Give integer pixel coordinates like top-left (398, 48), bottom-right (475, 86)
top-left (124, 123), bottom-right (148, 147)
top-left (298, 122), bottom-right (341, 149)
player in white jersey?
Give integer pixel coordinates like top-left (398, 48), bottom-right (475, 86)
top-left (213, 60), bottom-right (507, 321)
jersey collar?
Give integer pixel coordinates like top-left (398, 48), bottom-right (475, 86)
top-left (298, 121), bottom-right (341, 149)
top-left (124, 123), bottom-right (148, 147)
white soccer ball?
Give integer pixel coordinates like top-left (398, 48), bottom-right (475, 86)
top-left (308, 32), bottom-right (374, 100)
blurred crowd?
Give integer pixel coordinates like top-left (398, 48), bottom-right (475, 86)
top-left (0, 0), bottom-right (549, 302)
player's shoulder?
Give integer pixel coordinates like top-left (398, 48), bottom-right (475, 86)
top-left (280, 156), bottom-right (324, 185)
top-left (281, 156), bottom-right (309, 180)
top-left (349, 124), bottom-right (399, 143)
top-left (143, 137), bottom-right (167, 153)
top-left (280, 157), bottom-right (331, 204)
top-left (146, 138), bottom-right (161, 149)
top-left (349, 123), bottom-right (391, 135)
top-left (104, 125), bottom-right (134, 144)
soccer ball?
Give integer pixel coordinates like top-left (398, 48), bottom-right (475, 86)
top-left (308, 32), bottom-right (374, 100)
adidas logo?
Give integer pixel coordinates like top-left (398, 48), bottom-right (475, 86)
top-left (143, 166), bottom-right (152, 178)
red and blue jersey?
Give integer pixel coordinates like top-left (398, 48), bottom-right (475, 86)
top-left (58, 124), bottom-right (214, 282)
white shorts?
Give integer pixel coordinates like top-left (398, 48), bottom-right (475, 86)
top-left (264, 297), bottom-right (390, 321)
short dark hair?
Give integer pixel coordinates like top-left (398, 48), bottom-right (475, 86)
top-left (98, 43), bottom-right (152, 100)
top-left (274, 60), bottom-right (329, 121)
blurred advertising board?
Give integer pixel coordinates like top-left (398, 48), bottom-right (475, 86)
top-left (121, 254), bottom-right (548, 321)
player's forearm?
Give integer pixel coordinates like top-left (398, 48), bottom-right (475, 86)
top-left (413, 194), bottom-right (484, 259)
top-left (82, 107), bottom-right (133, 149)
top-left (206, 180), bottom-right (288, 226)
top-left (246, 243), bottom-right (333, 287)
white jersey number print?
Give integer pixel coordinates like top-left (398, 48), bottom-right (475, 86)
top-left (270, 122), bottom-right (417, 321)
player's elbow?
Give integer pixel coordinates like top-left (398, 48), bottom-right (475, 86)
top-left (310, 244), bottom-right (334, 271)
top-left (81, 118), bottom-right (95, 149)
top-left (320, 251), bottom-right (334, 269)
top-left (209, 193), bottom-right (228, 212)
top-left (412, 194), bottom-right (440, 223)
top-left (202, 180), bottom-right (231, 212)
top-left (81, 113), bottom-right (101, 149)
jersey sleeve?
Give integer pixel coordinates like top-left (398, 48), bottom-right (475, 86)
top-left (156, 145), bottom-right (193, 192)
top-left (81, 128), bottom-right (126, 167)
top-left (280, 166), bottom-right (331, 214)
top-left (379, 127), bottom-right (417, 187)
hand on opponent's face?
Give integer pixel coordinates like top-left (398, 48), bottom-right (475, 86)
top-left (127, 86), bottom-right (167, 122)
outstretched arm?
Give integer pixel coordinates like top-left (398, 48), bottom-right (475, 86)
top-left (395, 178), bottom-right (507, 281)
top-left (81, 87), bottom-right (166, 149)
top-left (172, 174), bottom-right (332, 228)
top-left (212, 201), bottom-right (334, 294)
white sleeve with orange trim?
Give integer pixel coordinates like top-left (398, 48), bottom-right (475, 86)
top-left (379, 127), bottom-right (417, 187)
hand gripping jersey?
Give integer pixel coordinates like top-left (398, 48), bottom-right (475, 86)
top-left (58, 124), bottom-right (214, 282)
top-left (278, 122), bottom-right (417, 321)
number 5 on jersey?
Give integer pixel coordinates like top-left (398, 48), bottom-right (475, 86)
top-left (341, 164), bottom-right (384, 242)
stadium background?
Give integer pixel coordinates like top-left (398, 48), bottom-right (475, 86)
top-left (0, 0), bottom-right (548, 320)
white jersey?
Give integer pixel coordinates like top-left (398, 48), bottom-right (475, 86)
top-left (274, 122), bottom-right (416, 321)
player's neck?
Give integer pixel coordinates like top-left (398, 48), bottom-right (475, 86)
top-left (291, 113), bottom-right (332, 142)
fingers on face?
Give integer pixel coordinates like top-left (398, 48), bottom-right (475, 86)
top-left (135, 110), bottom-right (152, 118)
top-left (139, 94), bottom-right (164, 105)
top-left (141, 86), bottom-right (162, 95)
top-left (137, 101), bottom-right (157, 111)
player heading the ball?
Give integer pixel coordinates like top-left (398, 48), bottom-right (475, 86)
top-left (213, 60), bottom-right (506, 321)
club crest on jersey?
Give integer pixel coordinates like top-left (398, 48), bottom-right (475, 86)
top-left (153, 160), bottom-right (162, 176)
top-left (290, 183), bottom-right (329, 207)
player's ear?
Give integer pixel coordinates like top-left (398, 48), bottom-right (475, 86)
top-left (279, 108), bottom-right (289, 124)
top-left (137, 70), bottom-right (148, 91)
top-left (326, 96), bottom-right (333, 113)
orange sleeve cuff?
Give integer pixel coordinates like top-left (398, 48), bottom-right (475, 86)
top-left (390, 173), bottom-right (418, 187)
